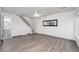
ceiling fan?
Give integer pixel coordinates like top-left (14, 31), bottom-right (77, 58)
top-left (33, 10), bottom-right (43, 17)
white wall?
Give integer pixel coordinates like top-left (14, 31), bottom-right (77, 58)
top-left (75, 17), bottom-right (79, 36)
top-left (74, 8), bottom-right (79, 47)
top-left (2, 13), bottom-right (32, 37)
top-left (1, 11), bottom-right (75, 40)
top-left (34, 11), bottom-right (75, 40)
top-left (75, 8), bottom-right (79, 37)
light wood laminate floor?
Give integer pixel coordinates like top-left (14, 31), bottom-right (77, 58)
top-left (0, 33), bottom-right (79, 52)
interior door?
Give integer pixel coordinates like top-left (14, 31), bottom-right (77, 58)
top-left (4, 18), bottom-right (11, 39)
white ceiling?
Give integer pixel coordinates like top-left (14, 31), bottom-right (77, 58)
top-left (1, 7), bottom-right (76, 17)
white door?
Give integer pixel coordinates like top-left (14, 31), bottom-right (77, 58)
top-left (4, 18), bottom-right (11, 39)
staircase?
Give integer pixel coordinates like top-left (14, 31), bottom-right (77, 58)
top-left (18, 15), bottom-right (33, 33)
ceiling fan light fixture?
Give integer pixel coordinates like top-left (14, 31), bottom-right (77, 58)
top-left (33, 10), bottom-right (43, 17)
top-left (33, 14), bottom-right (40, 17)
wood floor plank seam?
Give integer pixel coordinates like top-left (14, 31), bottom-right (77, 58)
top-left (0, 33), bottom-right (79, 52)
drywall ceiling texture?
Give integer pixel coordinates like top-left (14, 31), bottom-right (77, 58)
top-left (1, 7), bottom-right (76, 17)
top-left (34, 11), bottom-right (75, 40)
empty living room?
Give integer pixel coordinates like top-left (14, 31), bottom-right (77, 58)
top-left (0, 7), bottom-right (79, 52)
